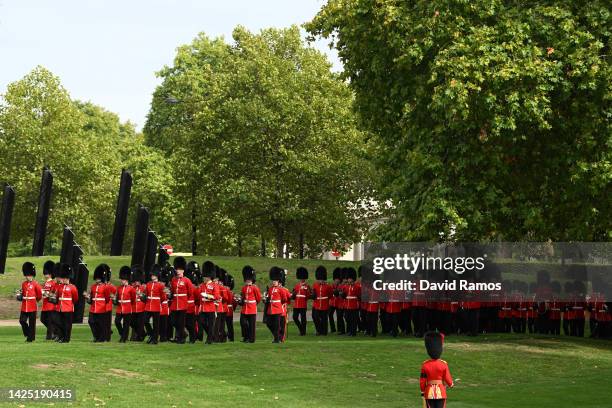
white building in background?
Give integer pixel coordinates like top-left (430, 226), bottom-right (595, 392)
top-left (322, 242), bottom-right (366, 261)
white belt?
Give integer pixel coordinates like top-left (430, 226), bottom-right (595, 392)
top-left (118, 300), bottom-right (131, 303)
top-left (518, 308), bottom-right (527, 311)
top-left (174, 293), bottom-right (187, 297)
top-left (187, 300), bottom-right (194, 303)
top-left (598, 310), bottom-right (607, 313)
top-left (368, 301), bottom-right (379, 304)
top-left (346, 296), bottom-right (358, 299)
top-left (228, 305), bottom-right (233, 308)
top-left (245, 300), bottom-right (256, 303)
top-left (270, 300), bottom-right (281, 303)
top-left (573, 307), bottom-right (584, 310)
top-left (92, 297), bottom-right (106, 301)
top-left (148, 296), bottom-right (160, 300)
top-left (23, 296), bottom-right (36, 300)
top-left (316, 297), bottom-right (328, 300)
top-left (550, 308), bottom-right (560, 311)
top-left (296, 294), bottom-right (306, 298)
top-left (59, 297), bottom-right (72, 301)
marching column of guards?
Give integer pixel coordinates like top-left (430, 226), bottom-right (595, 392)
top-left (14, 261), bottom-right (612, 343)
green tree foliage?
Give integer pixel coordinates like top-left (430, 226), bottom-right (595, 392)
top-left (0, 67), bottom-right (178, 254)
top-left (145, 26), bottom-right (376, 256)
top-left (308, 0), bottom-right (611, 241)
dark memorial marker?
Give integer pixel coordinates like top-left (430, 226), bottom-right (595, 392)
top-left (32, 166), bottom-right (53, 256)
top-left (59, 226), bottom-right (75, 264)
top-left (131, 204), bottom-right (149, 268)
top-left (0, 185), bottom-right (16, 274)
top-left (110, 169), bottom-right (132, 256)
top-left (143, 229), bottom-right (158, 281)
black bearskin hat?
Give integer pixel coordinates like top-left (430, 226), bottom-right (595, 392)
top-left (346, 267), bottom-right (357, 281)
top-left (424, 331), bottom-right (444, 359)
top-left (218, 268), bottom-right (227, 283)
top-left (119, 265), bottom-right (132, 281)
top-left (160, 263), bottom-right (174, 283)
top-left (315, 265), bottom-right (327, 281)
top-left (332, 267), bottom-right (342, 281)
top-left (151, 264), bottom-right (161, 278)
top-left (214, 265), bottom-right (220, 280)
top-left (202, 261), bottom-right (215, 279)
top-left (280, 269), bottom-right (287, 286)
top-left (43, 260), bottom-right (55, 276)
top-left (131, 266), bottom-right (144, 283)
top-left (173, 256), bottom-right (187, 271)
top-left (93, 264), bottom-right (107, 281)
top-left (357, 265), bottom-right (364, 278)
top-left (22, 262), bottom-right (36, 277)
top-left (60, 263), bottom-right (72, 279)
top-left (551, 281), bottom-right (561, 294)
top-left (269, 266), bottom-right (283, 282)
top-left (573, 280), bottom-right (586, 295)
top-left (225, 274), bottom-right (235, 290)
top-left (103, 265), bottom-right (112, 283)
top-left (564, 280), bottom-right (574, 294)
top-left (296, 266), bottom-right (308, 280)
top-left (53, 263), bottom-right (61, 279)
top-left (242, 265), bottom-right (255, 282)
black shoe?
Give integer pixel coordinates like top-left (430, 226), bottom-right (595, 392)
top-left (176, 339), bottom-right (185, 344)
top-left (272, 340), bottom-right (280, 343)
top-left (249, 339), bottom-right (255, 343)
top-left (151, 340), bottom-right (158, 344)
top-left (241, 339), bottom-right (248, 343)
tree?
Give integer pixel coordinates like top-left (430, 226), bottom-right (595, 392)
top-left (145, 26), bottom-right (376, 256)
top-left (307, 0), bottom-right (611, 241)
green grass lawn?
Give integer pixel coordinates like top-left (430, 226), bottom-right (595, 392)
top-left (0, 256), bottom-right (359, 318)
top-left (0, 323), bottom-right (611, 407)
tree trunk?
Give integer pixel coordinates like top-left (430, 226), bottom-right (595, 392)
top-left (275, 226), bottom-right (284, 259)
top-left (237, 235), bottom-right (243, 257)
top-left (191, 206), bottom-right (197, 256)
top-left (299, 233), bottom-right (304, 259)
top-left (261, 236), bottom-right (266, 257)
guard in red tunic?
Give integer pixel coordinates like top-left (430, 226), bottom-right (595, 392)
top-left (170, 256), bottom-right (193, 344)
top-left (184, 261), bottom-right (200, 343)
top-left (239, 266), bottom-right (260, 343)
top-left (216, 268), bottom-right (230, 342)
top-left (115, 266), bottom-right (136, 343)
top-left (224, 274), bottom-right (237, 341)
top-left (129, 267), bottom-right (147, 341)
top-left (329, 267), bottom-right (341, 333)
top-left (196, 261), bottom-right (220, 344)
top-left (312, 266), bottom-right (333, 336)
top-left (103, 266), bottom-right (115, 341)
top-left (547, 281), bottom-right (562, 335)
top-left (40, 260), bottom-right (57, 340)
top-left (362, 282), bottom-right (380, 337)
top-left (498, 281), bottom-right (513, 333)
top-left (279, 270), bottom-right (291, 342)
top-left (420, 332), bottom-right (453, 407)
top-left (342, 268), bottom-right (361, 337)
top-left (86, 264), bottom-right (110, 342)
top-left (291, 267), bottom-right (311, 336)
top-left (267, 267), bottom-right (289, 343)
top-left (17, 262), bottom-right (42, 342)
top-left (159, 264), bottom-right (173, 342)
top-left (56, 263), bottom-right (78, 343)
top-left (144, 264), bottom-right (167, 344)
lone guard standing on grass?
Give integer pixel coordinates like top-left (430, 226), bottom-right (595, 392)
top-left (239, 265), bottom-right (260, 343)
top-left (17, 262), bottom-right (42, 342)
top-left (86, 264), bottom-right (110, 342)
top-left (56, 264), bottom-right (78, 343)
top-left (170, 256), bottom-right (193, 344)
top-left (291, 267), bottom-right (311, 336)
top-left (420, 331), bottom-right (454, 408)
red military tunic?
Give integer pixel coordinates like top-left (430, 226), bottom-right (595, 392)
top-left (57, 283), bottom-right (79, 313)
top-left (312, 282), bottom-right (333, 311)
top-left (170, 276), bottom-right (193, 311)
top-left (197, 280), bottom-right (221, 313)
top-left (292, 281), bottom-right (311, 309)
top-left (548, 295), bottom-right (562, 321)
top-left (343, 283), bottom-right (361, 310)
top-left (105, 283), bottom-right (116, 313)
top-left (145, 281), bottom-right (167, 313)
top-left (268, 286), bottom-right (289, 315)
top-left (133, 283), bottom-right (146, 313)
top-left (226, 289), bottom-right (237, 317)
top-left (240, 284), bottom-right (261, 315)
top-left (41, 279), bottom-right (57, 312)
top-left (115, 284), bottom-right (136, 315)
top-left (420, 359), bottom-right (453, 400)
top-left (89, 283), bottom-right (109, 314)
top-left (20, 280), bottom-right (42, 313)
top-left (281, 286), bottom-right (291, 317)
top-left (217, 284), bottom-right (228, 315)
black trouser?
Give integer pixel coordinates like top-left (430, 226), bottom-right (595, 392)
top-left (171, 310), bottom-right (186, 342)
top-left (425, 399), bottom-right (446, 408)
top-left (88, 312), bottom-right (105, 341)
top-left (240, 314), bottom-right (256, 342)
top-left (58, 312), bottom-right (73, 342)
top-left (336, 308), bottom-right (346, 334)
top-left (502, 318), bottom-right (512, 333)
top-left (185, 313), bottom-right (197, 342)
top-left (115, 313), bottom-right (132, 342)
top-left (563, 317), bottom-right (571, 336)
top-left (269, 314), bottom-right (281, 342)
top-left (104, 311), bottom-right (113, 341)
top-left (527, 317), bottom-right (535, 334)
top-left (159, 314), bottom-right (169, 342)
top-left (387, 312), bottom-right (399, 337)
top-left (145, 311), bottom-right (160, 343)
top-left (225, 315), bottom-right (234, 341)
top-left (412, 307), bottom-right (426, 336)
top-left (466, 309), bottom-right (480, 336)
top-left (214, 312), bottom-right (226, 342)
top-left (293, 308), bottom-right (307, 335)
top-left (199, 312), bottom-right (216, 343)
top-left (328, 306), bottom-right (337, 332)
top-left (40, 311), bottom-right (55, 340)
top-left (312, 309), bottom-right (328, 335)
top-left (359, 308), bottom-right (367, 332)
top-left (280, 315), bottom-right (287, 341)
top-left (19, 311), bottom-right (36, 341)
top-left (549, 319), bottom-right (560, 335)
top-left (571, 318), bottom-right (585, 337)
top-left (130, 312), bottom-right (145, 341)
top-left (345, 309), bottom-right (359, 336)
top-left (366, 311), bottom-right (378, 337)
top-left (399, 309), bottom-right (412, 335)
top-left (589, 317), bottom-right (597, 336)
top-left (537, 313), bottom-right (548, 334)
